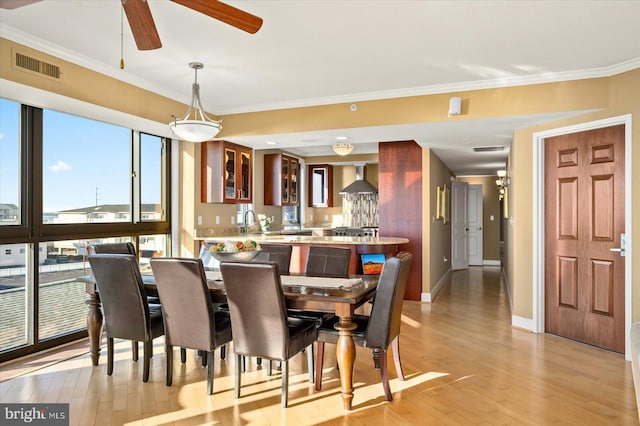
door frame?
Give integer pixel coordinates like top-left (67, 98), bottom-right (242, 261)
top-left (532, 114), bottom-right (633, 359)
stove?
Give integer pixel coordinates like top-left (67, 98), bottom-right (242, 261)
top-left (333, 227), bottom-right (378, 237)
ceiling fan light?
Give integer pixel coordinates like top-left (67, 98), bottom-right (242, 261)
top-left (332, 143), bottom-right (354, 156)
top-left (169, 62), bottom-right (222, 143)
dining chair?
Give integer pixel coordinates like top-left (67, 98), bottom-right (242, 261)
top-left (150, 257), bottom-right (233, 395)
top-left (88, 242), bottom-right (161, 361)
top-left (314, 251), bottom-right (413, 401)
top-left (304, 245), bottom-right (351, 278)
top-left (88, 253), bottom-right (165, 382)
top-left (288, 245), bottom-right (352, 326)
top-left (219, 261), bottom-right (318, 407)
top-left (253, 243), bottom-right (292, 274)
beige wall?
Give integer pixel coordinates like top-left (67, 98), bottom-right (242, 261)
top-left (457, 176), bottom-right (502, 261)
top-left (427, 150), bottom-right (454, 293)
top-left (3, 36), bottom-right (638, 328)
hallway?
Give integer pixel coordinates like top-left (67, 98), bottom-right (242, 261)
top-left (1, 266), bottom-right (637, 425)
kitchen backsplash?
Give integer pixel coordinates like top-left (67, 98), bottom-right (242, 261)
top-left (342, 193), bottom-right (379, 227)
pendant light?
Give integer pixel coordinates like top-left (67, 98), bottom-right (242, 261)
top-left (169, 62), bottom-right (222, 143)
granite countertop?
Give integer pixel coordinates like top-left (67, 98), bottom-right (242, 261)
top-left (200, 235), bottom-right (409, 245)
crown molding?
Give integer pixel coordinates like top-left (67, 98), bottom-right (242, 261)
top-left (3, 24), bottom-right (639, 116)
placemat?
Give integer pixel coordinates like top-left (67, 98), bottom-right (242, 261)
top-left (205, 270), bottom-right (361, 288)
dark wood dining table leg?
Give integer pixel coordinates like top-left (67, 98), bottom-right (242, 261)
top-left (85, 283), bottom-right (103, 366)
top-left (334, 304), bottom-right (357, 410)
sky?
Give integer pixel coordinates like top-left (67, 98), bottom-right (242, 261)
top-left (0, 98), bottom-right (161, 214)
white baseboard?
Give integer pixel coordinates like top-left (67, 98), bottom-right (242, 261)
top-left (483, 259), bottom-right (501, 266)
top-left (422, 267), bottom-right (451, 303)
top-left (512, 315), bottom-right (536, 332)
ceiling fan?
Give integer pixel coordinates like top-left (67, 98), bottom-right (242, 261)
top-left (0, 0), bottom-right (263, 50)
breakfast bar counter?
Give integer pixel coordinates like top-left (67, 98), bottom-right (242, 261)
top-left (198, 235), bottom-right (409, 274)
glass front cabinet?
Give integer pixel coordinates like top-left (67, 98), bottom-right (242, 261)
top-left (201, 141), bottom-right (253, 204)
top-left (264, 153), bottom-right (299, 206)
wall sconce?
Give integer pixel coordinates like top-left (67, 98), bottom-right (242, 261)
top-left (448, 97), bottom-right (462, 117)
top-left (496, 169), bottom-right (508, 200)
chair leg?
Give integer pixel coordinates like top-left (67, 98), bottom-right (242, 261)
top-left (234, 354), bottom-right (242, 399)
top-left (242, 356), bottom-right (246, 373)
top-left (392, 336), bottom-right (405, 381)
top-left (132, 341), bottom-right (138, 361)
top-left (266, 359), bottom-right (272, 376)
top-left (315, 341), bottom-right (325, 391)
top-left (379, 348), bottom-right (392, 401)
top-left (143, 340), bottom-right (151, 383)
top-left (257, 357), bottom-right (262, 366)
top-left (220, 344), bottom-right (226, 360)
top-left (372, 347), bottom-right (381, 369)
top-left (206, 351), bottom-right (215, 395)
top-left (166, 344), bottom-right (173, 386)
top-left (307, 344), bottom-right (315, 383)
top-left (180, 347), bottom-right (187, 364)
top-left (107, 337), bottom-right (114, 376)
top-left (281, 360), bottom-right (289, 408)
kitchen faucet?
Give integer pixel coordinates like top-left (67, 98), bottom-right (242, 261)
top-left (243, 209), bottom-right (256, 234)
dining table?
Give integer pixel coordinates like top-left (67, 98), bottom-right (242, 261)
top-left (79, 269), bottom-right (378, 410)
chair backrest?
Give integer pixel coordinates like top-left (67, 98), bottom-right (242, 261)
top-left (150, 257), bottom-right (218, 351)
top-left (304, 245), bottom-right (351, 278)
top-left (364, 251), bottom-right (413, 349)
top-left (253, 244), bottom-right (292, 275)
top-left (220, 261), bottom-right (289, 360)
top-left (88, 242), bottom-right (136, 256)
top-left (630, 322), bottom-right (640, 421)
top-left (88, 253), bottom-right (152, 341)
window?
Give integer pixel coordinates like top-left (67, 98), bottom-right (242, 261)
top-left (0, 99), bottom-right (172, 362)
top-left (0, 99), bottom-right (21, 226)
top-left (43, 111), bottom-right (131, 223)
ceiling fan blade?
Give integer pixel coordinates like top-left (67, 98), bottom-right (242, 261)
top-left (0, 0), bottom-right (41, 9)
top-left (171, 0), bottom-right (263, 34)
top-left (122, 0), bottom-right (162, 51)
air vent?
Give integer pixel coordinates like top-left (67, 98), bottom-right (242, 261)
top-left (473, 146), bottom-right (505, 152)
top-left (14, 52), bottom-right (61, 79)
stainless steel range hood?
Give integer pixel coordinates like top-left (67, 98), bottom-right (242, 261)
top-left (339, 164), bottom-right (378, 194)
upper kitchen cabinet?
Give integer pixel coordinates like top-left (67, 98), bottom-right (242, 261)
top-left (307, 164), bottom-right (333, 207)
top-left (201, 141), bottom-right (253, 204)
top-left (264, 153), bottom-right (299, 206)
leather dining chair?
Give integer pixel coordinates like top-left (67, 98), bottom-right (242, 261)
top-left (219, 261), bottom-right (318, 407)
top-left (88, 242), bottom-right (160, 361)
top-left (304, 245), bottom-right (351, 278)
top-left (287, 245), bottom-right (352, 326)
top-left (253, 243), bottom-right (293, 274)
top-left (88, 253), bottom-right (165, 382)
top-left (314, 251), bottom-right (413, 401)
top-left (150, 257), bottom-right (233, 395)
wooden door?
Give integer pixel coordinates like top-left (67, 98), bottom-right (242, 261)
top-left (451, 181), bottom-right (469, 271)
top-left (467, 184), bottom-right (484, 266)
top-left (544, 124), bottom-right (625, 353)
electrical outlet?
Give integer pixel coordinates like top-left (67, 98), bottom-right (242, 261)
top-left (197, 215), bottom-right (202, 225)
top-left (231, 216), bottom-right (235, 225)
top-left (215, 216), bottom-right (220, 225)
top-left (324, 215), bottom-right (328, 221)
top-left (443, 256), bottom-right (448, 263)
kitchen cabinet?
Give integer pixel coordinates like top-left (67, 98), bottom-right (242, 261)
top-left (307, 164), bottom-right (333, 207)
top-left (201, 141), bottom-right (252, 204)
top-left (264, 153), bottom-right (299, 206)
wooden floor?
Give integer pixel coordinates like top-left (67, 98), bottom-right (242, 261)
top-left (1, 266), bottom-right (638, 425)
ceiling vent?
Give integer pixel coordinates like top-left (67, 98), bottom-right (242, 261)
top-left (14, 51), bottom-right (61, 79)
top-left (473, 146), bottom-right (505, 152)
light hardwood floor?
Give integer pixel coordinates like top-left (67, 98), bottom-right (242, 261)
top-left (1, 266), bottom-right (638, 425)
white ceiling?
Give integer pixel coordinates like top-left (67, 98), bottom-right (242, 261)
top-left (1, 0), bottom-right (639, 174)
